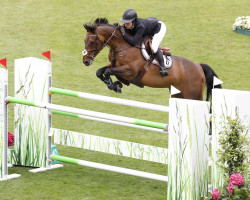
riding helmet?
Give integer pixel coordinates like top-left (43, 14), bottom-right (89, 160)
top-left (120, 9), bottom-right (137, 23)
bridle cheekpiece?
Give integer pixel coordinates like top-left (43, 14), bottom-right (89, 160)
top-left (82, 26), bottom-right (119, 61)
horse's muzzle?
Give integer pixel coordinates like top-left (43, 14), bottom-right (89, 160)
top-left (83, 58), bottom-right (93, 66)
top-left (82, 49), bottom-right (93, 66)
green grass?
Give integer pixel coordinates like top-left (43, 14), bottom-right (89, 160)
top-left (0, 0), bottom-right (249, 199)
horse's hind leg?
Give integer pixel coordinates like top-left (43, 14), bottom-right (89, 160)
top-left (171, 93), bottom-right (184, 98)
top-left (181, 85), bottom-right (204, 100)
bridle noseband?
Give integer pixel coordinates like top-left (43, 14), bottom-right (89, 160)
top-left (83, 26), bottom-right (119, 61)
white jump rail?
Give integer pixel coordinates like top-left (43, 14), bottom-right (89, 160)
top-left (49, 87), bottom-right (170, 113)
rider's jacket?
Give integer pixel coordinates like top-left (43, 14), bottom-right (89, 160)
top-left (123, 18), bottom-right (161, 46)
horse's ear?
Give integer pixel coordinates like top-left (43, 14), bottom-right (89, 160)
top-left (83, 24), bottom-right (96, 33)
top-left (83, 24), bottom-right (88, 30)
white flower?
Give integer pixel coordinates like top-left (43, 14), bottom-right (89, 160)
top-left (233, 16), bottom-right (250, 30)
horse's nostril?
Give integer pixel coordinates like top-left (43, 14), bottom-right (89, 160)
top-left (83, 60), bottom-right (89, 66)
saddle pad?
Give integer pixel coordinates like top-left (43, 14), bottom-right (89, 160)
top-left (141, 41), bottom-right (173, 69)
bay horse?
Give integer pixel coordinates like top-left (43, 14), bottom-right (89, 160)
top-left (82, 18), bottom-right (221, 101)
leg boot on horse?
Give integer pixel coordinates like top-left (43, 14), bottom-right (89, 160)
top-left (104, 76), bottom-right (123, 93)
top-left (96, 67), bottom-right (123, 93)
top-left (96, 66), bottom-right (109, 82)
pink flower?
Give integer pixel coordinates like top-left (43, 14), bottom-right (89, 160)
top-left (8, 132), bottom-right (14, 146)
top-left (212, 188), bottom-right (221, 200)
top-left (230, 173), bottom-right (244, 186)
top-left (226, 182), bottom-right (235, 196)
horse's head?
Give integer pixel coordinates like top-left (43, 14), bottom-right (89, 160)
top-left (82, 18), bottom-right (111, 66)
top-left (82, 25), bottom-right (102, 66)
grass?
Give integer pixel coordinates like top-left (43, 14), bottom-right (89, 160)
top-left (0, 0), bottom-right (249, 199)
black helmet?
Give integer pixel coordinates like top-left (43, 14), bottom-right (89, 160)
top-left (120, 9), bottom-right (137, 23)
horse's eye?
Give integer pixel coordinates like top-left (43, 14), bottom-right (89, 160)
top-left (90, 41), bottom-right (95, 45)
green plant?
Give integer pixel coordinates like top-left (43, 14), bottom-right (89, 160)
top-left (205, 112), bottom-right (250, 199)
top-left (217, 111), bottom-right (249, 181)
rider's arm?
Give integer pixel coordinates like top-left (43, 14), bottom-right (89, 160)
top-left (123, 26), bottom-right (145, 46)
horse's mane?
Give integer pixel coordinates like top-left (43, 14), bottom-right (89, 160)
top-left (85, 18), bottom-right (110, 26)
top-left (84, 18), bottom-right (113, 33)
top-left (94, 18), bottom-right (109, 25)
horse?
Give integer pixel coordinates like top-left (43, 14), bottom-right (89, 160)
top-left (82, 18), bottom-right (221, 101)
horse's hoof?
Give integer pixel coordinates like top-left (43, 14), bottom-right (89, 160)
top-left (107, 84), bottom-right (114, 90)
top-left (114, 81), bottom-right (123, 88)
top-left (117, 85), bottom-right (122, 93)
top-left (113, 81), bottom-right (123, 93)
top-left (116, 88), bottom-right (122, 93)
top-left (115, 85), bottom-right (122, 93)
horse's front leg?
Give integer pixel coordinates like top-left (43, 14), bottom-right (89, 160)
top-left (96, 65), bottom-right (110, 82)
top-left (96, 65), bottom-right (122, 92)
top-left (103, 66), bottom-right (132, 93)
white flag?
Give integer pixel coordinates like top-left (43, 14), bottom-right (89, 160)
top-left (171, 85), bottom-right (181, 96)
top-left (213, 76), bottom-right (223, 88)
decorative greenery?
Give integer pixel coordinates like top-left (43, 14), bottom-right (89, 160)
top-left (216, 112), bottom-right (249, 181)
top-left (205, 112), bottom-right (250, 199)
top-left (233, 16), bottom-right (250, 30)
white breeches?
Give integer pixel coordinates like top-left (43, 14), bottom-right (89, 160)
top-left (152, 21), bottom-right (167, 53)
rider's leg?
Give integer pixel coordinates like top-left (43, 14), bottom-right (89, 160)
top-left (154, 49), bottom-right (168, 77)
top-left (152, 21), bottom-right (168, 77)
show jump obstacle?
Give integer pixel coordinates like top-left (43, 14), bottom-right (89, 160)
top-left (0, 68), bottom-right (21, 180)
top-left (0, 57), bottom-right (249, 200)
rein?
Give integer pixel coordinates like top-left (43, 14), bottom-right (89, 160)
top-left (83, 26), bottom-right (119, 61)
top-left (83, 25), bottom-right (142, 60)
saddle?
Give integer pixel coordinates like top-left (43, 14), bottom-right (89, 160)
top-left (141, 36), bottom-right (173, 68)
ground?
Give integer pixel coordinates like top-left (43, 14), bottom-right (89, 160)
top-left (0, 0), bottom-right (249, 199)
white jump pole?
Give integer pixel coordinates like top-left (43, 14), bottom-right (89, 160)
top-left (50, 154), bottom-right (168, 182)
top-left (49, 87), bottom-right (169, 113)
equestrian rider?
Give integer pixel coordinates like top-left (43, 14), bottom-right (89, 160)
top-left (120, 9), bottom-right (168, 77)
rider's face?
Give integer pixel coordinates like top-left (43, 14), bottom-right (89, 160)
top-left (124, 22), bottom-right (133, 29)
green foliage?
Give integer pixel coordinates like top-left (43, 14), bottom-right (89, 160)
top-left (216, 112), bottom-right (249, 181)
top-left (206, 112), bottom-right (250, 199)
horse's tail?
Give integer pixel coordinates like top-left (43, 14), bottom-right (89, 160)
top-left (200, 63), bottom-right (222, 101)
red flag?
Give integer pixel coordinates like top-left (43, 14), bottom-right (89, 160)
top-left (42, 51), bottom-right (51, 61)
top-left (0, 58), bottom-right (7, 68)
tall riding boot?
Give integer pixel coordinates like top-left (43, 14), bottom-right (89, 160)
top-left (154, 49), bottom-right (169, 77)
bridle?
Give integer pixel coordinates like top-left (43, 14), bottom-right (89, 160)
top-left (83, 26), bottom-right (119, 61)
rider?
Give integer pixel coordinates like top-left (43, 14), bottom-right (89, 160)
top-left (120, 9), bottom-right (168, 77)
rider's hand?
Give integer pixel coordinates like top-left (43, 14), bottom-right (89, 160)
top-left (120, 27), bottom-right (125, 36)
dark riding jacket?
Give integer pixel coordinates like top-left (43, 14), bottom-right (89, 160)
top-left (123, 18), bottom-right (161, 46)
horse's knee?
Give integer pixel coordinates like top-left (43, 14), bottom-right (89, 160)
top-left (96, 68), bottom-right (104, 77)
top-left (104, 68), bottom-right (112, 76)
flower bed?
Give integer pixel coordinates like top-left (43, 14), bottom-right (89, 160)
top-left (233, 16), bottom-right (250, 35)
